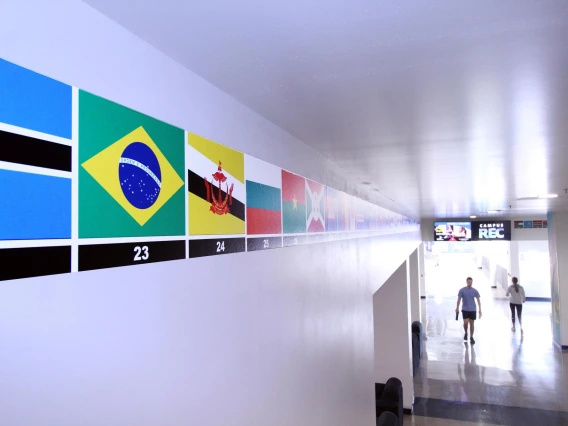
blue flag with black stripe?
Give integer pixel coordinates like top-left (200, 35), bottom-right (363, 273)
top-left (0, 57), bottom-right (72, 240)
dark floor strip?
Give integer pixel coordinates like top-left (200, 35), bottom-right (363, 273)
top-left (413, 397), bottom-right (568, 426)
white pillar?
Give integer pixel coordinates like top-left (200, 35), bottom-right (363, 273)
top-left (373, 260), bottom-right (414, 410)
top-left (418, 243), bottom-right (426, 299)
top-left (409, 248), bottom-right (421, 323)
top-left (547, 213), bottom-right (568, 348)
top-left (509, 241), bottom-right (520, 280)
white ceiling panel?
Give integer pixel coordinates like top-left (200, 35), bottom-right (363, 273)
top-left (82, 0), bottom-right (568, 218)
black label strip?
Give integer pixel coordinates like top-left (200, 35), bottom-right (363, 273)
top-left (188, 237), bottom-right (245, 258)
top-left (307, 234), bottom-right (326, 244)
top-left (79, 240), bottom-right (186, 272)
top-left (247, 236), bottom-right (283, 252)
top-left (0, 245), bottom-right (71, 281)
top-left (283, 235), bottom-right (307, 247)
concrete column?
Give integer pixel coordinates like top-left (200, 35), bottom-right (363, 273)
top-left (547, 213), bottom-right (568, 348)
top-left (475, 243), bottom-right (483, 269)
top-left (509, 241), bottom-right (520, 280)
top-left (409, 248), bottom-right (421, 323)
top-left (373, 260), bottom-right (414, 410)
top-left (418, 243), bottom-right (426, 299)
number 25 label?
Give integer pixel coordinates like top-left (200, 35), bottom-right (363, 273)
top-left (133, 246), bottom-right (149, 261)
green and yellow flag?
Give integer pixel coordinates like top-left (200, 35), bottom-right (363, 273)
top-left (79, 91), bottom-right (185, 238)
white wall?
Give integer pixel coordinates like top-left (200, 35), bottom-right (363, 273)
top-left (418, 243), bottom-right (426, 298)
top-left (510, 241), bottom-right (551, 298)
top-left (547, 212), bottom-right (568, 346)
top-left (421, 219), bottom-right (435, 242)
top-left (512, 227), bottom-right (549, 241)
top-left (0, 1), bottom-right (421, 425)
top-left (409, 249), bottom-right (420, 322)
top-left (373, 261), bottom-right (414, 410)
top-left (478, 241), bottom-right (510, 291)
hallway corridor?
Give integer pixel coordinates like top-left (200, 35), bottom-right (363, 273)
top-left (406, 262), bottom-right (568, 425)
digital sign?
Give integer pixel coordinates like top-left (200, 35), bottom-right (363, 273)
top-left (434, 222), bottom-right (472, 241)
top-left (471, 221), bottom-right (511, 241)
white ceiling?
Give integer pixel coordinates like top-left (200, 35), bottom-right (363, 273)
top-left (82, 0), bottom-right (568, 219)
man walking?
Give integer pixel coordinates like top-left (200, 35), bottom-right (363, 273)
top-left (455, 277), bottom-right (482, 344)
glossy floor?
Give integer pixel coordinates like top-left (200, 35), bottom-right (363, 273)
top-left (403, 415), bottom-right (500, 426)
top-left (410, 253), bottom-right (568, 425)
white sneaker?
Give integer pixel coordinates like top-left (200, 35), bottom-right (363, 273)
top-left (512, 326), bottom-right (516, 332)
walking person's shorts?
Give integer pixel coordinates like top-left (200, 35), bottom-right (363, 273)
top-left (462, 311), bottom-right (477, 320)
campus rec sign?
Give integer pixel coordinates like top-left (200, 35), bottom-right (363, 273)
top-left (472, 221), bottom-right (511, 241)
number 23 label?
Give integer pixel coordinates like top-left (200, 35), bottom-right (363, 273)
top-left (133, 246), bottom-right (149, 261)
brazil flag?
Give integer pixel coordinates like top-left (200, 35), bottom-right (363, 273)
top-left (79, 91), bottom-right (185, 238)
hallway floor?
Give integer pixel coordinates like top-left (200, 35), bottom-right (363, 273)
top-left (406, 256), bottom-right (568, 425)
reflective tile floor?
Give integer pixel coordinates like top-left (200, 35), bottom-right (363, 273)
top-left (403, 414), bottom-right (502, 426)
top-left (407, 254), bottom-right (568, 425)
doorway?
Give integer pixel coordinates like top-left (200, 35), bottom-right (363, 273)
top-left (424, 241), bottom-right (507, 298)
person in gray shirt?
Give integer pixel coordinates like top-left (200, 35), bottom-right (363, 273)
top-left (455, 277), bottom-right (482, 344)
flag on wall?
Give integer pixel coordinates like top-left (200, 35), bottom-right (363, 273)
top-left (306, 179), bottom-right (325, 232)
top-left (368, 204), bottom-right (377, 231)
top-left (79, 91), bottom-right (185, 238)
top-left (245, 155), bottom-right (282, 235)
top-left (326, 188), bottom-right (351, 232)
top-left (339, 191), bottom-right (350, 231)
top-left (355, 198), bottom-right (367, 230)
top-left (348, 193), bottom-right (357, 231)
top-left (326, 187), bottom-right (339, 231)
top-left (379, 207), bottom-right (390, 233)
top-left (187, 133), bottom-right (245, 235)
top-left (0, 58), bottom-right (72, 240)
top-left (282, 170), bottom-right (306, 234)
top-left (0, 166), bottom-right (71, 240)
top-left (0, 58), bottom-right (72, 139)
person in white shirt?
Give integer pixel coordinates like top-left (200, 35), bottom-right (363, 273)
top-left (506, 277), bottom-right (526, 333)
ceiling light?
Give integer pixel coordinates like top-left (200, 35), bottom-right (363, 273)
top-left (487, 210), bottom-right (499, 214)
top-left (517, 194), bottom-right (558, 200)
top-left (470, 215), bottom-right (477, 218)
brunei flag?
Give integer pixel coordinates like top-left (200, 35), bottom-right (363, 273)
top-left (282, 170), bottom-right (306, 234)
top-left (306, 179), bottom-right (325, 232)
top-left (79, 91), bottom-right (185, 238)
top-left (245, 155), bottom-right (282, 235)
top-left (187, 133), bottom-right (245, 235)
